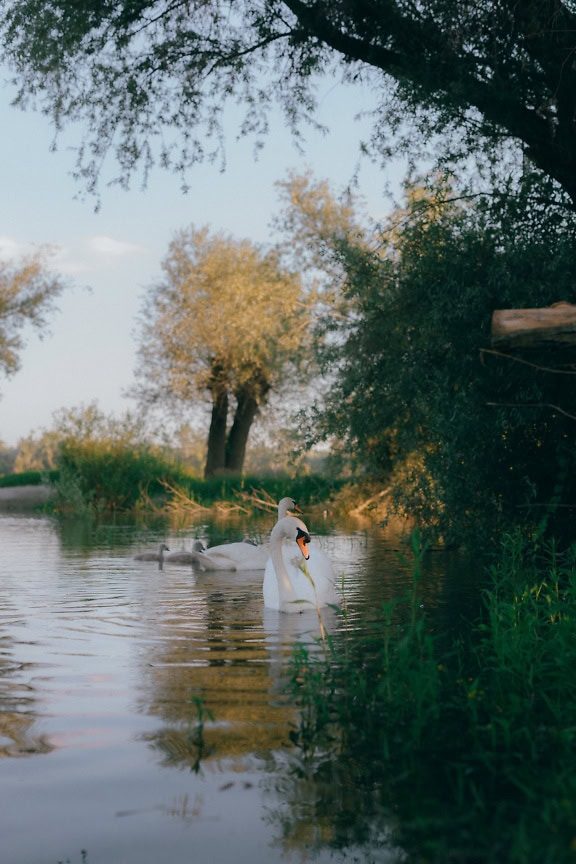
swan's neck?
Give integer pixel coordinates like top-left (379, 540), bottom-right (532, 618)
top-left (271, 539), bottom-right (298, 609)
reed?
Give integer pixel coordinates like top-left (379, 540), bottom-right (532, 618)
top-left (286, 531), bottom-right (576, 863)
top-left (170, 474), bottom-right (347, 510)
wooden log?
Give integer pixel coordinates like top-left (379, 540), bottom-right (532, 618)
top-left (491, 302), bottom-right (576, 348)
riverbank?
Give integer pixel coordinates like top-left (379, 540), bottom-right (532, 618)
top-left (0, 484), bottom-right (52, 510)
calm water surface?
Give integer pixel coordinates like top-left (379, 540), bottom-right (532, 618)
top-left (0, 511), bottom-right (479, 864)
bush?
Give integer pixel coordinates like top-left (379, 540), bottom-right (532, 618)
top-left (54, 441), bottom-right (186, 513)
top-left (0, 469), bottom-right (59, 488)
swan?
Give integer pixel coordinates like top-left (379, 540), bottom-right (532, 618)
top-left (134, 543), bottom-right (170, 565)
top-left (189, 496), bottom-right (302, 571)
top-left (164, 540), bottom-right (205, 564)
top-left (263, 516), bottom-right (339, 613)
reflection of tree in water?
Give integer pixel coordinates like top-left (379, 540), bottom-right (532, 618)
top-left (0, 536), bottom-right (54, 758)
top-left (136, 583), bottom-right (338, 773)
top-left (131, 554), bottom-right (410, 860)
top-left (137, 593), bottom-right (311, 770)
top-left (0, 658), bottom-right (52, 757)
top-left (55, 512), bottom-right (172, 555)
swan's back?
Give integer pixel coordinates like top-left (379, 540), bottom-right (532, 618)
top-left (164, 541), bottom-right (204, 563)
top-left (134, 542), bottom-right (169, 561)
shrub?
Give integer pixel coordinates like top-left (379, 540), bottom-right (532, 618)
top-left (0, 469), bottom-right (59, 488)
top-left (54, 441), bottom-right (186, 512)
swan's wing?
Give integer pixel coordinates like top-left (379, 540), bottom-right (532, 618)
top-left (231, 543), bottom-right (270, 570)
top-left (164, 551), bottom-right (194, 563)
top-left (189, 550), bottom-right (237, 571)
top-left (193, 542), bottom-right (271, 571)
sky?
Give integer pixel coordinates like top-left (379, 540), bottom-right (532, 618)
top-left (0, 69), bottom-right (405, 449)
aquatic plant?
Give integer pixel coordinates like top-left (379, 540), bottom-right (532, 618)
top-left (144, 693), bottom-right (215, 776)
top-left (286, 531), bottom-right (576, 863)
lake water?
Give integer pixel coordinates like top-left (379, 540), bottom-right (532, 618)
top-left (0, 509), bottom-right (479, 864)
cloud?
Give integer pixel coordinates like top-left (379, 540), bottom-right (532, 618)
top-left (0, 233), bottom-right (145, 278)
top-left (0, 235), bottom-right (79, 273)
top-left (88, 235), bottom-right (143, 256)
top-left (48, 245), bottom-right (89, 275)
top-left (0, 234), bottom-right (35, 260)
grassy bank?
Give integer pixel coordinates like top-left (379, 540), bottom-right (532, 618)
top-left (286, 532), bottom-right (576, 863)
top-left (0, 469), bottom-right (59, 488)
top-left (0, 462), bottom-right (350, 515)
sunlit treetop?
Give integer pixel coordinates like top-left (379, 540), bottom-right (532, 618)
top-left (135, 224), bottom-right (307, 403)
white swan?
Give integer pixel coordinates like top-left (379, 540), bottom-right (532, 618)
top-left (134, 542), bottom-right (170, 564)
top-left (189, 496), bottom-right (301, 571)
top-left (263, 516), bottom-right (339, 613)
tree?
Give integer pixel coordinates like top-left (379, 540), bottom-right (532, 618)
top-left (0, 247), bottom-right (65, 382)
top-left (134, 225), bottom-right (307, 477)
top-left (2, 2), bottom-right (575, 205)
top-left (13, 429), bottom-right (60, 472)
top-left (291, 172), bottom-right (576, 544)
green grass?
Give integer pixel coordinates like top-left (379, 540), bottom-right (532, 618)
top-left (286, 532), bottom-right (576, 863)
top-left (0, 469), bottom-right (59, 488)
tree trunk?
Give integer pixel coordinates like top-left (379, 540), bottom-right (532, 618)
top-left (204, 387), bottom-right (228, 478)
top-left (225, 389), bottom-right (261, 474)
top-left (491, 303), bottom-right (576, 349)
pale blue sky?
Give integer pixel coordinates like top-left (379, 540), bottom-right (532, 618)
top-left (0, 73), bottom-right (405, 448)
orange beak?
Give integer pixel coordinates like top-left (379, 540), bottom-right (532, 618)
top-left (296, 527), bottom-right (310, 560)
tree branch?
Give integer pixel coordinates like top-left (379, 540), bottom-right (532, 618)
top-left (480, 348), bottom-right (576, 375)
top-left (487, 401), bottom-right (576, 422)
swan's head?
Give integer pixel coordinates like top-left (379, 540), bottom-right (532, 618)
top-left (272, 515), bottom-right (311, 560)
top-left (160, 543), bottom-right (170, 552)
top-left (278, 496), bottom-right (303, 518)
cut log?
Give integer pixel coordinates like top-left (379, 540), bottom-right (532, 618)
top-left (491, 302), bottom-right (576, 348)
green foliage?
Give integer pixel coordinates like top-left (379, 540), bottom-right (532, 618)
top-left (305, 174), bottom-right (576, 545)
top-left (175, 473), bottom-right (347, 510)
top-left (2, 2), bottom-right (576, 205)
top-left (54, 440), bottom-right (184, 513)
top-left (0, 469), bottom-right (59, 487)
top-left (41, 402), bottom-right (185, 513)
top-left (287, 533), bottom-right (576, 863)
